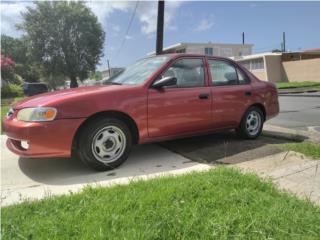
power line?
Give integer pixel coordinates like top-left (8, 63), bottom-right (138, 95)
top-left (114, 1), bottom-right (139, 60)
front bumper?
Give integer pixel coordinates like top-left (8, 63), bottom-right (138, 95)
top-left (3, 117), bottom-right (85, 158)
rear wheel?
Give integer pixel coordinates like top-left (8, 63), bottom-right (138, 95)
top-left (237, 106), bottom-right (264, 139)
top-left (78, 118), bottom-right (132, 171)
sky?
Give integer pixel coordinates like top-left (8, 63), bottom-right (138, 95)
top-left (1, 0), bottom-right (320, 71)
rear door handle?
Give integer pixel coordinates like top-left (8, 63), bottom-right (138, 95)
top-left (245, 91), bottom-right (252, 96)
top-left (199, 93), bottom-right (209, 100)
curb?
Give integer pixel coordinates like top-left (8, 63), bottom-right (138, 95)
top-left (263, 124), bottom-right (320, 143)
top-left (278, 88), bottom-right (320, 95)
top-left (278, 94), bottom-right (320, 97)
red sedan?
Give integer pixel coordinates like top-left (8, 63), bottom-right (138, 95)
top-left (3, 54), bottom-right (279, 171)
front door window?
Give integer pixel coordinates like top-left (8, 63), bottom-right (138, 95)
top-left (160, 58), bottom-right (205, 88)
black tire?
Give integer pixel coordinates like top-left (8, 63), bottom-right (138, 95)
top-left (236, 106), bottom-right (264, 139)
top-left (77, 117), bottom-right (132, 171)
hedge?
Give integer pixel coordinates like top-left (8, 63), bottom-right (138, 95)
top-left (1, 84), bottom-right (24, 99)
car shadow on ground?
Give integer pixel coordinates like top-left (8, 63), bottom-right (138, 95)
top-left (18, 131), bottom-right (297, 186)
top-left (160, 131), bottom-right (297, 164)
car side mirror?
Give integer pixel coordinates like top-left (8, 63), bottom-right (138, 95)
top-left (152, 76), bottom-right (177, 89)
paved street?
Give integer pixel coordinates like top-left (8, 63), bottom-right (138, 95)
top-left (268, 94), bottom-right (320, 131)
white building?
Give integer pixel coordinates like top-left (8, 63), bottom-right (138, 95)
top-left (232, 50), bottom-right (320, 82)
top-left (148, 42), bottom-right (253, 57)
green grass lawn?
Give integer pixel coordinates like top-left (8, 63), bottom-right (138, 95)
top-left (1, 97), bottom-right (24, 133)
top-left (2, 167), bottom-right (320, 239)
top-left (280, 141), bottom-right (320, 160)
top-left (276, 81), bottom-right (320, 89)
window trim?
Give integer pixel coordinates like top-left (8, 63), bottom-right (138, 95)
top-left (206, 57), bottom-right (251, 87)
top-left (149, 56), bottom-right (209, 89)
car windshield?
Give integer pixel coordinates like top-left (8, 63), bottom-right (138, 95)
top-left (104, 56), bottom-right (170, 85)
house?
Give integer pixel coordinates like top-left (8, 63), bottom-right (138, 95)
top-left (148, 42), bottom-right (253, 57)
top-left (233, 49), bottom-right (320, 82)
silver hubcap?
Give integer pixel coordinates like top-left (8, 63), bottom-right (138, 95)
top-left (91, 126), bottom-right (126, 164)
top-left (246, 111), bottom-right (261, 136)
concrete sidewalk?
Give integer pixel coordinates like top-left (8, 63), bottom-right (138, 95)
top-left (235, 151), bottom-right (319, 204)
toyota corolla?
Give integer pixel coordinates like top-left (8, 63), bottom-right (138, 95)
top-left (3, 54), bottom-right (279, 171)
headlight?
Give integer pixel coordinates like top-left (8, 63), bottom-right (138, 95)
top-left (17, 107), bottom-right (57, 122)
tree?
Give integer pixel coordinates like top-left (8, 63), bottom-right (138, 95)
top-left (89, 71), bottom-right (103, 81)
top-left (0, 55), bottom-right (23, 85)
top-left (272, 49), bottom-right (282, 53)
top-left (1, 55), bottom-right (15, 82)
top-left (1, 35), bottom-right (28, 64)
top-left (19, 1), bottom-right (105, 88)
top-left (1, 34), bottom-right (41, 82)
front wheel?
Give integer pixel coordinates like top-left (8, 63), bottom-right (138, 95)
top-left (78, 118), bottom-right (132, 171)
top-left (236, 106), bottom-right (264, 139)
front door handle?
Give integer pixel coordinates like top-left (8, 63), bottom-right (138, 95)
top-left (245, 91), bottom-right (252, 96)
top-left (199, 93), bottom-right (209, 100)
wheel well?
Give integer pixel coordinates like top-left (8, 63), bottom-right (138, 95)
top-left (250, 103), bottom-right (266, 121)
top-left (72, 111), bottom-right (139, 152)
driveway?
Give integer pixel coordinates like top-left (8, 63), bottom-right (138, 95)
top-left (1, 131), bottom-right (292, 206)
top-left (1, 135), bottom-right (208, 206)
top-left (161, 131), bottom-right (291, 164)
top-left (1, 132), bottom-right (320, 206)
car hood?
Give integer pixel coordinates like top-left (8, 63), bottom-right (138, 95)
top-left (13, 85), bottom-right (123, 109)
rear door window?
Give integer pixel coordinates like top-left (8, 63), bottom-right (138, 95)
top-left (208, 60), bottom-right (250, 86)
top-left (208, 60), bottom-right (238, 86)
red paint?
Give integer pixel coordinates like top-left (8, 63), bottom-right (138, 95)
top-left (3, 54), bottom-right (279, 158)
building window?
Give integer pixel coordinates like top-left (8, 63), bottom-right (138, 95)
top-left (239, 48), bottom-right (249, 56)
top-left (176, 48), bottom-right (186, 53)
top-left (251, 58), bottom-right (264, 70)
top-left (220, 48), bottom-right (233, 57)
top-left (204, 47), bottom-right (213, 56)
top-left (238, 58), bottom-right (264, 71)
top-left (239, 61), bottom-right (250, 70)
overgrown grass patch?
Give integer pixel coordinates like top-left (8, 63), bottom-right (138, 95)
top-left (276, 81), bottom-right (320, 89)
top-left (2, 167), bottom-right (320, 239)
top-left (279, 141), bottom-right (320, 159)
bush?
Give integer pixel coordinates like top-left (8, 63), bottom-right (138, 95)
top-left (1, 84), bottom-right (24, 99)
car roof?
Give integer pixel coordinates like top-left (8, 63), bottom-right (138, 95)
top-left (152, 53), bottom-right (234, 62)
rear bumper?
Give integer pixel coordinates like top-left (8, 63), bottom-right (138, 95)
top-left (3, 117), bottom-right (85, 158)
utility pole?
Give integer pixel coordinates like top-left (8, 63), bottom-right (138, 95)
top-left (107, 59), bottom-right (111, 77)
top-left (242, 32), bottom-right (245, 45)
top-left (282, 32), bottom-right (286, 52)
top-left (156, 0), bottom-right (165, 55)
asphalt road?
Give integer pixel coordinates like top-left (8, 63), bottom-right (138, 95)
top-left (268, 94), bottom-right (320, 131)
